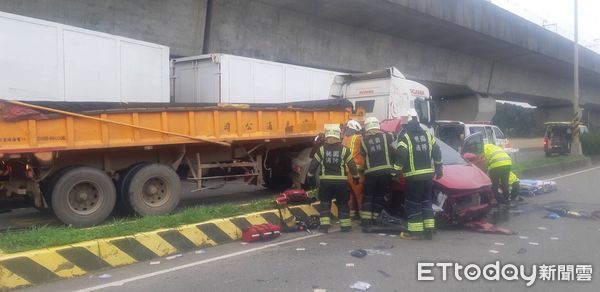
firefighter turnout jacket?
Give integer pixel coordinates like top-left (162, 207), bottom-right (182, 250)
top-left (360, 131), bottom-right (396, 175)
top-left (308, 142), bottom-right (359, 180)
top-left (343, 134), bottom-right (365, 171)
top-left (483, 144), bottom-right (512, 170)
top-left (396, 121), bottom-right (442, 178)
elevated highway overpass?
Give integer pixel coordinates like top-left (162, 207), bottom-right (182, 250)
top-left (1, 0), bottom-right (599, 125)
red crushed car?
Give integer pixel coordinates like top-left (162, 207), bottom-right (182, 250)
top-left (381, 119), bottom-right (495, 225)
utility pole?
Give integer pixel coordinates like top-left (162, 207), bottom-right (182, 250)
top-left (572, 0), bottom-right (583, 155)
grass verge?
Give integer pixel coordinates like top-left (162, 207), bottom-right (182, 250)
top-left (0, 198), bottom-right (274, 254)
top-left (512, 154), bottom-right (587, 173)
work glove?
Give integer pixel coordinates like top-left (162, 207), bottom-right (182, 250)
top-left (353, 176), bottom-right (360, 185)
top-left (434, 164), bottom-right (443, 179)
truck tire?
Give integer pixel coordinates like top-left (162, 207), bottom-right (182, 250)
top-left (115, 163), bottom-right (150, 215)
top-left (50, 167), bottom-right (116, 227)
top-left (123, 164), bottom-right (181, 217)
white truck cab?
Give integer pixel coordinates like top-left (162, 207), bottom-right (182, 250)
top-left (329, 67), bottom-right (432, 124)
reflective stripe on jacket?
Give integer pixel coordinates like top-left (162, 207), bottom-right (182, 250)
top-left (360, 131), bottom-right (396, 175)
top-left (397, 131), bottom-right (442, 177)
top-left (342, 134), bottom-right (365, 171)
top-left (307, 142), bottom-right (358, 180)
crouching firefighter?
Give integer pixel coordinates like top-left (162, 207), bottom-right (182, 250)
top-left (306, 124), bottom-right (360, 233)
top-left (360, 117), bottom-right (397, 230)
top-left (396, 116), bottom-right (443, 240)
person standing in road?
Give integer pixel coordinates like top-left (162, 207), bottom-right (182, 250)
top-left (483, 143), bottom-right (513, 204)
top-left (359, 117), bottom-right (397, 230)
top-left (342, 120), bottom-right (365, 220)
top-left (396, 115), bottom-right (442, 240)
top-left (306, 124), bottom-right (360, 233)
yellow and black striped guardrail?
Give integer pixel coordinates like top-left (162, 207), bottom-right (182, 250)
top-left (0, 204), bottom-right (330, 291)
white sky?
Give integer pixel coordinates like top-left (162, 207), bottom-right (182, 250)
top-left (491, 0), bottom-right (598, 107)
top-left (490, 0), bottom-right (600, 51)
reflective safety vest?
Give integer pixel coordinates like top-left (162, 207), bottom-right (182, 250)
top-left (484, 144), bottom-right (512, 170)
top-left (361, 131), bottom-right (395, 174)
top-left (308, 143), bottom-right (356, 180)
top-left (508, 171), bottom-right (519, 185)
top-left (397, 131), bottom-right (442, 177)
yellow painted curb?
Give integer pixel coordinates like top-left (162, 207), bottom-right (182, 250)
top-left (0, 204), bottom-right (323, 291)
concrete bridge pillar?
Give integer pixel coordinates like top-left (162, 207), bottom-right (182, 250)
top-left (534, 106), bottom-right (574, 125)
top-left (435, 94), bottom-right (496, 122)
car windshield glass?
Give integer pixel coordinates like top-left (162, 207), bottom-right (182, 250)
top-left (437, 139), bottom-right (467, 165)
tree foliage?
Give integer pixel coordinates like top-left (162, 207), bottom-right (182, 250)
top-left (492, 102), bottom-right (543, 137)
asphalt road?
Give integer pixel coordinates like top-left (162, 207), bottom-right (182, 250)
top-left (20, 166), bottom-right (600, 292)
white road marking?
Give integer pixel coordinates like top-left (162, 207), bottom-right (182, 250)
top-left (76, 233), bottom-right (323, 292)
top-left (489, 249), bottom-right (499, 254)
top-left (547, 166), bottom-right (600, 181)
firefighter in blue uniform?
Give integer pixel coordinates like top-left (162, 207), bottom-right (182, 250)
top-left (396, 114), bottom-right (443, 240)
top-left (359, 117), bottom-right (398, 230)
top-left (307, 124), bottom-right (360, 233)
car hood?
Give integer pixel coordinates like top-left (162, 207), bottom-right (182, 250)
top-left (434, 164), bottom-right (491, 191)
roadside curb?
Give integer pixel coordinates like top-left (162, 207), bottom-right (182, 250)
top-left (516, 157), bottom-right (592, 178)
top-left (0, 204), bottom-right (322, 291)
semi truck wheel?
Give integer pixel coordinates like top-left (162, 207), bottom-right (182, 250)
top-left (115, 163), bottom-right (150, 215)
top-left (123, 164), bottom-right (181, 216)
top-left (50, 167), bottom-right (116, 227)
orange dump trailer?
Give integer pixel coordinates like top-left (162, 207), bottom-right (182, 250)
top-left (0, 99), bottom-right (356, 227)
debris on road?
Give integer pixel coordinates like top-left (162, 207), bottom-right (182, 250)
top-left (377, 270), bottom-right (391, 277)
top-left (365, 249), bottom-right (392, 256)
top-left (545, 212), bottom-right (560, 219)
top-left (351, 249), bottom-right (367, 258)
top-left (166, 254), bottom-right (182, 260)
top-left (350, 281), bottom-right (371, 291)
top-left (544, 207), bottom-right (600, 220)
top-left (464, 220), bottom-right (516, 235)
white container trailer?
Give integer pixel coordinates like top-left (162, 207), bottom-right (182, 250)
top-left (0, 11), bottom-right (170, 103)
top-left (172, 54), bottom-right (342, 104)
